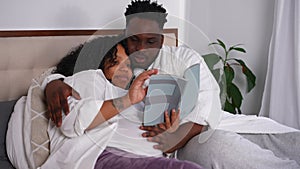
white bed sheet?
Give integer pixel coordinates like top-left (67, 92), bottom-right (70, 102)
top-left (218, 111), bottom-right (299, 134)
top-left (6, 96), bottom-right (299, 169)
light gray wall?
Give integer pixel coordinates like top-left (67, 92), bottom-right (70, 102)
top-left (0, 0), bottom-right (183, 30)
top-left (0, 0), bottom-right (128, 29)
top-left (0, 0), bottom-right (275, 115)
top-left (184, 0), bottom-right (275, 115)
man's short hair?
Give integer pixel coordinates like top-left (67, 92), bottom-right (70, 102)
top-left (124, 0), bottom-right (168, 29)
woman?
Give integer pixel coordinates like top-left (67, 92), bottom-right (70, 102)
top-left (41, 36), bottom-right (203, 169)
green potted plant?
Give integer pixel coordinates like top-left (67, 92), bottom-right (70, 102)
top-left (203, 39), bottom-right (256, 114)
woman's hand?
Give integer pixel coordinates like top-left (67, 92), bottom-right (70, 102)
top-left (127, 69), bottom-right (158, 104)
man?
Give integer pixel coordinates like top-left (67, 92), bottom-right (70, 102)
top-left (122, 1), bottom-right (223, 153)
top-left (45, 0), bottom-right (300, 169)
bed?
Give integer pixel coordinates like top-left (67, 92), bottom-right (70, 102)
top-left (0, 29), bottom-right (178, 169)
top-left (2, 29), bottom-right (299, 169)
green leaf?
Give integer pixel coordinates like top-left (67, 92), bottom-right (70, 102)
top-left (229, 47), bottom-right (246, 53)
top-left (224, 99), bottom-right (236, 114)
top-left (224, 65), bottom-right (234, 83)
top-left (237, 107), bottom-right (242, 114)
top-left (208, 42), bottom-right (219, 46)
top-left (211, 69), bottom-right (221, 82)
top-left (233, 59), bottom-right (256, 92)
top-left (202, 53), bottom-right (222, 70)
top-left (217, 39), bottom-right (226, 50)
top-left (227, 83), bottom-right (243, 108)
top-left (233, 58), bottom-right (245, 66)
top-left (243, 67), bottom-right (256, 92)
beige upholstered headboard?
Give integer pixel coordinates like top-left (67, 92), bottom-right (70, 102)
top-left (0, 29), bottom-right (178, 101)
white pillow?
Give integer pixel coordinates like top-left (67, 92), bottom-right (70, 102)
top-left (6, 96), bottom-right (29, 169)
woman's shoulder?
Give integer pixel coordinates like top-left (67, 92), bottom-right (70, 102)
top-left (64, 69), bottom-right (109, 87)
top-left (70, 69), bottom-right (106, 80)
top-left (63, 69), bottom-right (109, 98)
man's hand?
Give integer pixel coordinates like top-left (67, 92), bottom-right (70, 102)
top-left (139, 109), bottom-right (181, 153)
top-left (140, 109), bottom-right (180, 137)
top-left (44, 79), bottom-right (80, 127)
top-left (147, 131), bottom-right (181, 153)
top-left (141, 121), bottom-right (203, 153)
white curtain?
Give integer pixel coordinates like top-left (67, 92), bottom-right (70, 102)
top-left (259, 0), bottom-right (300, 129)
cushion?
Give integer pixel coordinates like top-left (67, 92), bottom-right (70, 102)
top-left (0, 99), bottom-right (17, 168)
top-left (23, 67), bottom-right (54, 168)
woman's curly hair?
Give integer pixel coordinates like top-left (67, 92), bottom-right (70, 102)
top-left (54, 35), bottom-right (127, 77)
